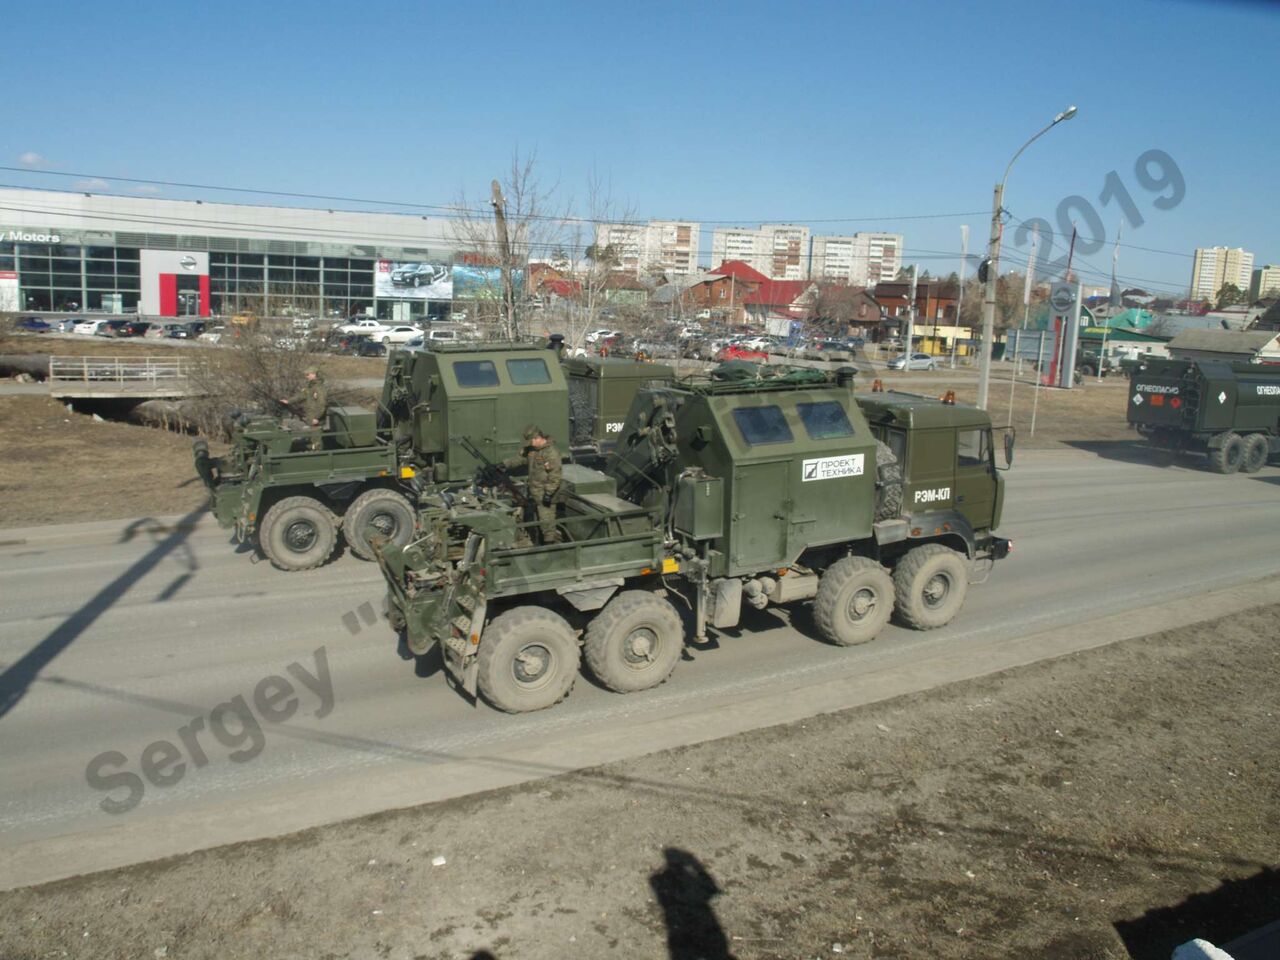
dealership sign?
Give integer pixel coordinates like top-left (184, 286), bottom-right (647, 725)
top-left (4, 229), bottom-right (63, 243)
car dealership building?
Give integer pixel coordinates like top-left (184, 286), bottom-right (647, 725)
top-left (0, 187), bottom-right (468, 320)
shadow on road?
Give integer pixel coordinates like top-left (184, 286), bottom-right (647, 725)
top-left (1062, 439), bottom-right (1198, 470)
top-left (650, 848), bottom-right (736, 959)
top-left (0, 507), bottom-right (205, 721)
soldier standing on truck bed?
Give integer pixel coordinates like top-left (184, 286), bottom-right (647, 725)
top-left (280, 368), bottom-right (328, 451)
top-left (502, 424), bottom-right (563, 544)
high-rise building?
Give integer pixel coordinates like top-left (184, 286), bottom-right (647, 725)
top-left (710, 224), bottom-right (812, 279)
top-left (710, 226), bottom-right (771, 276)
top-left (1250, 264), bottom-right (1280, 300)
top-left (811, 232), bottom-right (903, 286)
top-left (1191, 246), bottom-right (1254, 300)
top-left (593, 220), bottom-right (700, 276)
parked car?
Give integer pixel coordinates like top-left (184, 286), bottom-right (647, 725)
top-left (162, 323), bottom-right (194, 339)
top-left (585, 328), bottom-right (622, 344)
top-left (887, 352), bottom-right (938, 371)
top-left (13, 316), bottom-right (51, 333)
top-left (116, 320), bottom-right (152, 337)
top-left (337, 318), bottom-right (390, 336)
top-left (804, 339), bottom-right (856, 362)
top-left (379, 325), bottom-right (423, 345)
top-left (51, 317), bottom-right (80, 333)
top-left (355, 339), bottom-right (387, 357)
top-left (632, 339), bottom-right (680, 359)
top-left (199, 327), bottom-right (226, 344)
top-left (715, 344), bottom-right (769, 362)
top-left (74, 318), bottom-right (110, 335)
top-left (95, 318), bottom-right (133, 336)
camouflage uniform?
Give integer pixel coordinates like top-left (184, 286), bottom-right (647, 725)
top-left (503, 427), bottom-right (563, 544)
top-left (285, 374), bottom-right (328, 451)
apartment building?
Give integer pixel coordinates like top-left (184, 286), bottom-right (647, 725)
top-left (1250, 264), bottom-right (1280, 300)
top-left (710, 224), bottom-right (811, 280)
top-left (811, 232), bottom-right (904, 285)
top-left (1191, 246), bottom-right (1254, 300)
top-left (593, 220), bottom-right (700, 277)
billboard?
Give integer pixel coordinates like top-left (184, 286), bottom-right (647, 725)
top-left (451, 264), bottom-right (524, 300)
top-left (375, 260), bottom-right (453, 300)
top-left (0, 271), bottom-right (18, 312)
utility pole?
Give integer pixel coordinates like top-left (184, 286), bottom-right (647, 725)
top-left (906, 263), bottom-right (917, 359)
top-left (490, 179), bottom-right (517, 339)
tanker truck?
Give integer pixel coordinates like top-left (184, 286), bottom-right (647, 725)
top-left (1127, 357), bottom-right (1280, 473)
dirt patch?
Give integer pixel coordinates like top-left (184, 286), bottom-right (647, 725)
top-left (0, 395), bottom-right (208, 528)
top-left (2, 604), bottom-right (1276, 960)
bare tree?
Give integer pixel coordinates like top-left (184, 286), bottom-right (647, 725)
top-left (555, 169), bottom-right (637, 351)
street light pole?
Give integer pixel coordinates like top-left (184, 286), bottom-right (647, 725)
top-left (976, 105), bottom-right (1077, 411)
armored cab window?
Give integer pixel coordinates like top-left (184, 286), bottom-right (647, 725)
top-left (957, 429), bottom-right (990, 467)
top-left (732, 405), bottom-right (793, 445)
top-left (506, 357), bottom-right (552, 385)
top-left (797, 401), bottom-right (855, 439)
top-left (453, 360), bottom-right (500, 388)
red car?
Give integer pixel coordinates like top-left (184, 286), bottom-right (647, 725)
top-left (714, 344), bottom-right (769, 362)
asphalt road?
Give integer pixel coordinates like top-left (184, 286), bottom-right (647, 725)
top-left (3, 445), bottom-right (1280, 890)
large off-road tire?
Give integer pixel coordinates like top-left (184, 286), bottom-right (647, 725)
top-left (892, 543), bottom-right (969, 630)
top-left (875, 440), bottom-right (903, 521)
top-left (584, 591), bottom-right (684, 693)
top-left (1241, 433), bottom-right (1269, 474)
top-left (813, 556), bottom-right (894, 646)
top-left (1209, 432), bottom-right (1244, 474)
top-left (476, 607), bottom-right (580, 713)
top-left (259, 496), bottom-right (337, 571)
top-left (343, 488), bottom-right (415, 560)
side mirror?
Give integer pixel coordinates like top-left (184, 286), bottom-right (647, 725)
top-left (1003, 430), bottom-right (1016, 468)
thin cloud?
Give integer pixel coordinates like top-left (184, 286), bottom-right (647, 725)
top-left (17, 151), bottom-right (47, 168)
top-left (75, 178), bottom-right (112, 192)
top-left (131, 184), bottom-right (163, 195)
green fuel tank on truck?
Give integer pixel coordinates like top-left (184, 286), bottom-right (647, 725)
top-left (1127, 357), bottom-right (1280, 473)
top-left (376, 365), bottom-right (1012, 714)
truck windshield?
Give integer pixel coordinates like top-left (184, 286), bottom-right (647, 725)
top-left (731, 405), bottom-right (793, 445)
top-left (797, 401), bottom-right (854, 439)
top-left (453, 360), bottom-right (500, 387)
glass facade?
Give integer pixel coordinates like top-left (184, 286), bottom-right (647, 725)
top-left (208, 252), bottom-right (379, 319)
top-left (1, 240), bottom-right (141, 313)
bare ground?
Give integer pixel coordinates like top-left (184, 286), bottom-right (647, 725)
top-left (2, 603), bottom-right (1276, 960)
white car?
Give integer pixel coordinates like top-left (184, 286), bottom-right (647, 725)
top-left (199, 328), bottom-right (225, 344)
top-left (336, 318), bottom-right (390, 335)
top-left (739, 336), bottom-right (771, 351)
top-left (379, 325), bottom-right (423, 345)
top-left (73, 318), bottom-right (110, 335)
top-left (585, 328), bottom-right (622, 343)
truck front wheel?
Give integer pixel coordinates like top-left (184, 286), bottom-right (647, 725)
top-left (259, 496), bottom-right (337, 571)
top-left (584, 591), bottom-right (684, 693)
top-left (477, 608), bottom-right (579, 713)
top-left (813, 556), bottom-right (894, 646)
top-left (1241, 434), bottom-right (1269, 474)
top-left (1209, 432), bottom-right (1244, 474)
top-left (343, 488), bottom-right (415, 560)
top-left (892, 544), bottom-right (969, 630)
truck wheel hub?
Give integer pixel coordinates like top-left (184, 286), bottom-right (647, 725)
top-left (923, 574), bottom-right (950, 606)
top-left (848, 587), bottom-right (878, 619)
top-left (285, 520), bottom-right (318, 551)
top-left (370, 512), bottom-right (398, 537)
top-left (513, 644), bottom-right (551, 684)
top-left (623, 627), bottom-right (658, 664)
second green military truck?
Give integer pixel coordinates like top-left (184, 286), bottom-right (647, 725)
top-left (377, 365), bottom-right (1012, 713)
top-left (1127, 357), bottom-right (1280, 473)
top-left (193, 342), bottom-right (673, 570)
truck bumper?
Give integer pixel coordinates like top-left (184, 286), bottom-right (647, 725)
top-left (990, 537), bottom-right (1012, 561)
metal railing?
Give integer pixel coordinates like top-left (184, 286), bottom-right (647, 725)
top-left (48, 356), bottom-right (204, 385)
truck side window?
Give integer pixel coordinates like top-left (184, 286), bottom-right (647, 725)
top-left (506, 358), bottom-right (551, 385)
top-left (957, 429), bottom-right (990, 467)
top-left (731, 405), bottom-right (793, 445)
top-left (797, 401), bottom-right (854, 439)
top-left (885, 428), bottom-right (907, 464)
top-left (453, 360), bottom-right (500, 387)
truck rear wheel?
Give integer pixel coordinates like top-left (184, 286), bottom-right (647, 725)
top-left (813, 556), bottom-right (894, 646)
top-left (477, 608), bottom-right (579, 713)
top-left (892, 544), bottom-right (969, 630)
top-left (875, 441), bottom-right (903, 521)
top-left (584, 591), bottom-right (684, 693)
top-left (1209, 432), bottom-right (1244, 474)
top-left (1241, 434), bottom-right (1269, 474)
top-left (343, 488), bottom-right (415, 560)
top-left (259, 496), bottom-right (337, 571)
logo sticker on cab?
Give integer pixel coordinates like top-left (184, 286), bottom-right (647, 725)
top-left (913, 487), bottom-right (951, 504)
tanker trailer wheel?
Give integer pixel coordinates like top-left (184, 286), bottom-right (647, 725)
top-left (875, 440), bottom-right (903, 521)
top-left (584, 591), bottom-right (684, 693)
top-left (477, 607), bottom-right (580, 713)
top-left (1209, 432), bottom-right (1244, 474)
top-left (813, 556), bottom-right (894, 646)
top-left (1241, 434), bottom-right (1269, 474)
top-left (343, 488), bottom-right (415, 560)
top-left (892, 544), bottom-right (969, 630)
top-left (259, 496), bottom-right (337, 571)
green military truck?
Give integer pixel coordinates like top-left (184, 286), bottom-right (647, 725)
top-left (377, 365), bottom-right (1012, 713)
top-left (1127, 357), bottom-right (1280, 473)
top-left (195, 342), bottom-right (671, 571)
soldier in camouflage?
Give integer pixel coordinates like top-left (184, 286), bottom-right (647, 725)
top-left (281, 368), bottom-right (328, 451)
top-left (502, 424), bottom-right (563, 544)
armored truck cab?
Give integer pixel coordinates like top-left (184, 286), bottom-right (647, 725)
top-left (1127, 357), bottom-right (1280, 472)
top-left (562, 355), bottom-right (676, 453)
top-left (377, 367), bottom-right (1011, 714)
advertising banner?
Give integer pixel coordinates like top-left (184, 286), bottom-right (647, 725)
top-left (375, 261), bottom-right (453, 300)
top-left (451, 264), bottom-right (524, 300)
top-left (0, 271), bottom-right (18, 312)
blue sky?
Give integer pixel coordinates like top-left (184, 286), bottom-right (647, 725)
top-left (5, 0), bottom-right (1278, 293)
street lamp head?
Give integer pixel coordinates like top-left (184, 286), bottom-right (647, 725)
top-left (1054, 105), bottom-right (1078, 124)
